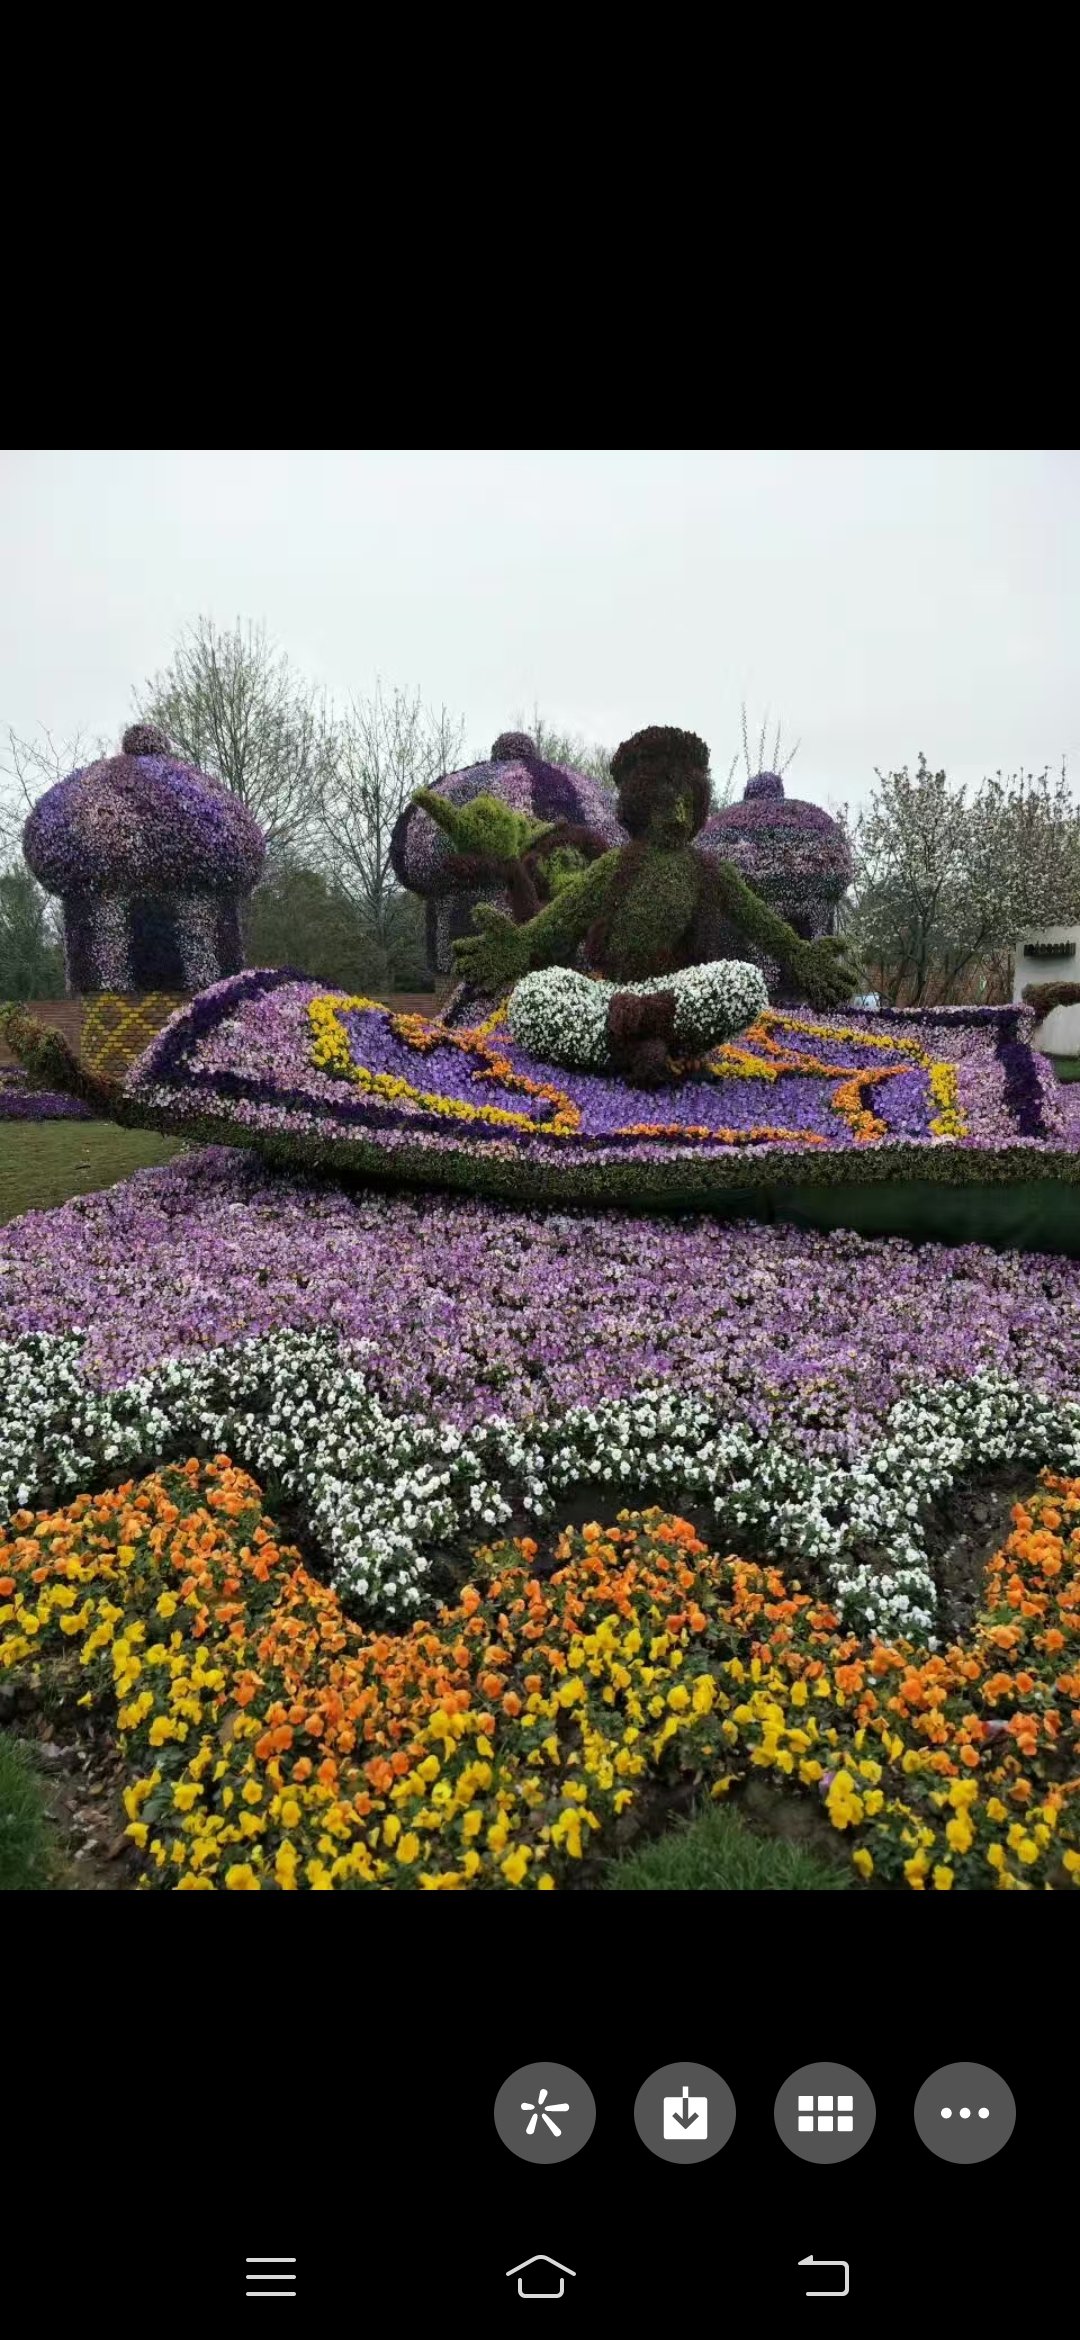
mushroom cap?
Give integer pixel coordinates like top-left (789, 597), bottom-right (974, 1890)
top-left (697, 771), bottom-right (853, 896)
top-left (390, 732), bottom-right (624, 896)
top-left (23, 735), bottom-right (266, 897)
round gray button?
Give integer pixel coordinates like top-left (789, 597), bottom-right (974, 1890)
top-left (913, 2063), bottom-right (1015, 2162)
top-left (493, 2063), bottom-right (596, 2164)
top-left (633, 2063), bottom-right (736, 2163)
top-left (775, 2062), bottom-right (876, 2162)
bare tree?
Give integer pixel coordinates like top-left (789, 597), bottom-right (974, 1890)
top-left (1, 723), bottom-right (108, 837)
top-left (317, 680), bottom-right (466, 984)
top-left (0, 724), bottom-right (106, 946)
top-left (135, 617), bottom-right (337, 870)
top-left (738, 698), bottom-right (800, 785)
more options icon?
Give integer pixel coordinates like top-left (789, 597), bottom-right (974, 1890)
top-left (633, 2062), bottom-right (736, 2163)
top-left (913, 2063), bottom-right (1016, 2163)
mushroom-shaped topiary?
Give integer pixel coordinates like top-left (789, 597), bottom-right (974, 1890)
top-left (390, 731), bottom-right (625, 976)
top-left (23, 728), bottom-right (266, 995)
top-left (696, 770), bottom-right (854, 1003)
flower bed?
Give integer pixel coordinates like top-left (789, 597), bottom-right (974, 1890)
top-left (1, 1460), bottom-right (1076, 1890)
top-left (0, 1069), bottom-right (92, 1121)
top-left (112, 975), bottom-right (1071, 1188)
top-left (7, 1147), bottom-right (1080, 1631)
top-left (5, 978), bottom-right (1078, 1245)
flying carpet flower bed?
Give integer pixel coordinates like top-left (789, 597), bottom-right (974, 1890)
top-left (48, 970), bottom-right (1074, 1221)
top-left (1, 1461), bottom-right (1076, 1890)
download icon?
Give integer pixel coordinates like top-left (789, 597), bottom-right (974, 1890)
top-left (663, 2086), bottom-right (708, 2140)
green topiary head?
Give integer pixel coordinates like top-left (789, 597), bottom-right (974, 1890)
top-left (610, 726), bottom-right (712, 845)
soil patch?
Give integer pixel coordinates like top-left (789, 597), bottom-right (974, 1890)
top-left (0, 1677), bottom-right (137, 1890)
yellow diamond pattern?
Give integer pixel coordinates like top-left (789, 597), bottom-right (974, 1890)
top-left (80, 993), bottom-right (188, 1081)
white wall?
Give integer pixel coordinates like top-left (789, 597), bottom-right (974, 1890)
top-left (1013, 926), bottom-right (1080, 1055)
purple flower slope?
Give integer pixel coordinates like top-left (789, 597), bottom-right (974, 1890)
top-left (3, 1146), bottom-right (1080, 1469)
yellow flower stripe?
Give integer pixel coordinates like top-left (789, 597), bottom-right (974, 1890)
top-left (305, 995), bottom-right (968, 1150)
top-left (308, 995), bottom-right (581, 1136)
top-left (2, 1467), bottom-right (1078, 1890)
top-left (928, 1061), bottom-right (965, 1138)
top-left (724, 1012), bottom-right (970, 1145)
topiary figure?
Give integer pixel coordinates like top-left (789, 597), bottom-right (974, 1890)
top-left (409, 788), bottom-right (607, 929)
top-left (452, 725), bottom-right (862, 1085)
top-left (390, 731), bottom-right (625, 977)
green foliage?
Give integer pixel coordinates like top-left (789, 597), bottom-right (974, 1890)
top-left (243, 863), bottom-right (430, 995)
top-left (0, 865), bottom-right (65, 1000)
top-left (453, 853), bottom-right (619, 989)
top-left (412, 789), bottom-right (547, 863)
top-left (709, 860), bottom-right (863, 1006)
top-left (543, 845), bottom-right (590, 895)
top-left (603, 842), bottom-right (702, 979)
top-left (0, 1737), bottom-right (57, 1891)
top-left (603, 1800), bottom-right (851, 1891)
top-left (0, 1003), bottom-right (118, 1113)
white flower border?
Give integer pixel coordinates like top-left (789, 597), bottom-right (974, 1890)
top-left (2, 1330), bottom-right (1079, 1642)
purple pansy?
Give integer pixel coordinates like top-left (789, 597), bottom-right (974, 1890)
top-left (4, 1144), bottom-right (1080, 1474)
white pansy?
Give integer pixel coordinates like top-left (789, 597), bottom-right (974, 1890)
top-left (506, 959), bottom-right (769, 1070)
top-left (1, 1333), bottom-right (1077, 1637)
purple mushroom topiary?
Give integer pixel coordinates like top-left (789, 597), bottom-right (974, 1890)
top-left (390, 731), bottom-right (625, 976)
top-left (696, 770), bottom-right (854, 1003)
top-left (23, 725), bottom-right (266, 996)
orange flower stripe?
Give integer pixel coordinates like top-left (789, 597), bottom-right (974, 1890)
top-left (1, 1460), bottom-right (1077, 1891)
top-left (306, 997), bottom-right (965, 1152)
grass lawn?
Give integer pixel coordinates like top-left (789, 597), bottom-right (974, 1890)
top-left (604, 1802), bottom-right (852, 1891)
top-left (0, 1121), bottom-right (190, 1225)
top-left (0, 1734), bottom-right (57, 1889)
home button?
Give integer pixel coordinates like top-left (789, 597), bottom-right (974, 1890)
top-left (506, 2256), bottom-right (577, 2300)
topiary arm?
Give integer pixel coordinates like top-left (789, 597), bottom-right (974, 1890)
top-left (452, 850), bottom-right (621, 989)
top-left (0, 1003), bottom-right (124, 1118)
top-left (702, 855), bottom-right (863, 1008)
top-left (411, 787), bottom-right (466, 846)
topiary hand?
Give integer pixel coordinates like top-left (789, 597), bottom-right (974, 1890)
top-left (452, 902), bottom-right (530, 990)
top-left (790, 934), bottom-right (863, 1011)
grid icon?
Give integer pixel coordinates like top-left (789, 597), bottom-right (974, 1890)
top-left (797, 2093), bottom-right (854, 2134)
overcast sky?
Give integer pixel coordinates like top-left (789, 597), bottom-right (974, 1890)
top-left (2, 449), bottom-right (1077, 814)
